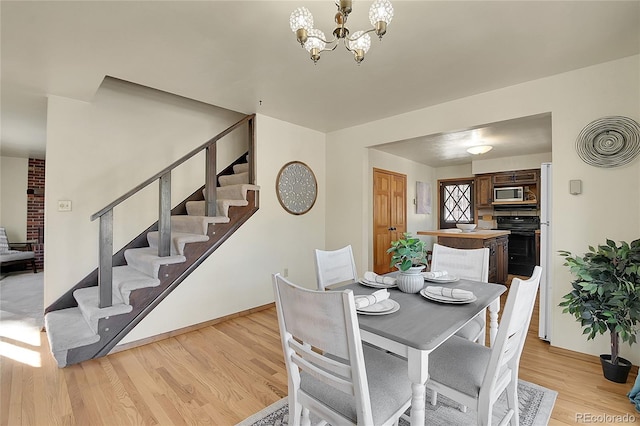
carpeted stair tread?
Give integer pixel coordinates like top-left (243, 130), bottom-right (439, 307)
top-left (124, 247), bottom-right (186, 278)
top-left (185, 199), bottom-right (249, 218)
top-left (216, 183), bottom-right (260, 201)
top-left (73, 287), bottom-right (133, 334)
top-left (171, 215), bottom-right (229, 235)
top-left (146, 231), bottom-right (209, 256)
top-left (233, 163), bottom-right (249, 174)
top-left (45, 307), bottom-right (101, 367)
top-left (219, 171), bottom-right (249, 186)
top-left (112, 265), bottom-right (160, 304)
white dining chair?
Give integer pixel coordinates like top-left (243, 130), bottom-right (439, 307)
top-left (426, 266), bottom-right (542, 425)
top-left (430, 243), bottom-right (490, 344)
top-left (314, 245), bottom-right (358, 290)
top-left (272, 273), bottom-right (412, 426)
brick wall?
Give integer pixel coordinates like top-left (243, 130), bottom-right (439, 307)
top-left (27, 158), bottom-right (45, 270)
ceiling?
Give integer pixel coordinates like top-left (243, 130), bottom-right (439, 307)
top-left (1, 1), bottom-right (639, 164)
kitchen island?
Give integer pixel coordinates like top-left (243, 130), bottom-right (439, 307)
top-left (417, 229), bottom-right (510, 284)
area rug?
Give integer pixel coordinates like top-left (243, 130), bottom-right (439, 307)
top-left (236, 379), bottom-right (557, 426)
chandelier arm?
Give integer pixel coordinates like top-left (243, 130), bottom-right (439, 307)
top-left (307, 34), bottom-right (338, 45)
top-left (320, 43), bottom-right (339, 53)
top-left (345, 27), bottom-right (376, 42)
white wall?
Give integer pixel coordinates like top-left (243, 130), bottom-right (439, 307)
top-left (0, 156), bottom-right (28, 241)
top-left (472, 152), bottom-right (552, 175)
top-left (435, 164), bottom-right (473, 180)
top-left (326, 55), bottom-right (640, 364)
top-left (45, 79), bottom-right (326, 344)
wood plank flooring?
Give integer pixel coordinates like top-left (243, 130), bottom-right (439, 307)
top-left (2, 281), bottom-right (638, 425)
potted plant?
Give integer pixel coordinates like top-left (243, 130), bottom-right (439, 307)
top-left (559, 238), bottom-right (640, 383)
top-left (387, 232), bottom-right (428, 293)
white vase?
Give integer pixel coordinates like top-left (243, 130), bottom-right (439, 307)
top-left (396, 265), bottom-right (426, 293)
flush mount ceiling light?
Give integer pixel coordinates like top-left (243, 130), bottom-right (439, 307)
top-left (289, 0), bottom-right (394, 64)
top-left (466, 145), bottom-right (493, 155)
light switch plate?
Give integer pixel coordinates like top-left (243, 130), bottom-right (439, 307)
top-left (58, 200), bottom-right (72, 211)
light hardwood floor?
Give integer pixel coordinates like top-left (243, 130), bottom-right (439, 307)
top-left (1, 280), bottom-right (638, 425)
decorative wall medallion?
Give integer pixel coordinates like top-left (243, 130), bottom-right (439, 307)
top-left (575, 116), bottom-right (640, 168)
top-left (276, 161), bottom-right (317, 215)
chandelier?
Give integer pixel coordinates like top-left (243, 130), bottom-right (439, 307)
top-left (289, 0), bottom-right (394, 64)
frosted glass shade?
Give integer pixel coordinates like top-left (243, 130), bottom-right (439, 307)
top-left (304, 29), bottom-right (326, 52)
top-left (369, 0), bottom-right (394, 26)
top-left (289, 7), bottom-right (313, 32)
top-left (348, 31), bottom-right (371, 53)
top-left (466, 145), bottom-right (493, 155)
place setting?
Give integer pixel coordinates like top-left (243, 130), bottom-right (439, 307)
top-left (358, 271), bottom-right (398, 289)
top-left (422, 270), bottom-right (459, 283)
top-left (354, 288), bottom-right (400, 315)
top-left (420, 286), bottom-right (477, 304)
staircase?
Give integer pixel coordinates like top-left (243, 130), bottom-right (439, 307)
top-left (44, 115), bottom-right (258, 367)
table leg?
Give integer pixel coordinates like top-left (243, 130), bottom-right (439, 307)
top-left (407, 347), bottom-right (429, 425)
top-left (489, 298), bottom-right (501, 346)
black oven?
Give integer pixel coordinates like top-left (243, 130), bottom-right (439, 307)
top-left (496, 216), bottom-right (539, 276)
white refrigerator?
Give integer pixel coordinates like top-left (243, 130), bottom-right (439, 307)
top-left (539, 162), bottom-right (552, 341)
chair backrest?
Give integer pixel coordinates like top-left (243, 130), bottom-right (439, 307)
top-left (314, 245), bottom-right (358, 290)
top-left (272, 273), bottom-right (374, 424)
top-left (0, 228), bottom-right (9, 253)
top-left (430, 243), bottom-right (489, 282)
top-left (481, 266), bottom-right (542, 401)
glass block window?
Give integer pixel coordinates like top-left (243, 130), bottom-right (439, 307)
top-left (439, 179), bottom-right (475, 228)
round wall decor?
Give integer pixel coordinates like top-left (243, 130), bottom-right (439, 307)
top-left (575, 116), bottom-right (640, 168)
top-left (276, 161), bottom-right (317, 215)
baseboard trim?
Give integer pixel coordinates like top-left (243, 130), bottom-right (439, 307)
top-left (109, 302), bottom-right (275, 354)
top-left (548, 345), bottom-right (639, 376)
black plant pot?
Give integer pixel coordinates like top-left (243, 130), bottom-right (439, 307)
top-left (600, 354), bottom-right (633, 383)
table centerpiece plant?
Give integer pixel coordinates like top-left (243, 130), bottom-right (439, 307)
top-left (387, 232), bottom-right (428, 293)
top-left (559, 238), bottom-right (640, 383)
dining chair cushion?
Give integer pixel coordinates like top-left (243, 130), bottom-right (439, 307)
top-left (300, 344), bottom-right (412, 425)
top-left (453, 316), bottom-right (485, 341)
top-left (428, 335), bottom-right (509, 398)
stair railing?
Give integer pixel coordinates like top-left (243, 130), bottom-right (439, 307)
top-left (90, 114), bottom-right (255, 308)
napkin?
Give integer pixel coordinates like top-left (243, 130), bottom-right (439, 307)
top-left (422, 270), bottom-right (448, 279)
top-left (363, 271), bottom-right (396, 285)
top-left (354, 289), bottom-right (390, 309)
top-left (424, 286), bottom-right (474, 300)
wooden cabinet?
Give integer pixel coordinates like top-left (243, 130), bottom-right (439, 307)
top-left (475, 175), bottom-right (493, 209)
top-left (435, 234), bottom-right (509, 284)
top-left (492, 169), bottom-right (539, 185)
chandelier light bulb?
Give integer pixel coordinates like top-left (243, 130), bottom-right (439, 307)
top-left (305, 29), bottom-right (326, 63)
top-left (348, 31), bottom-right (371, 53)
top-left (289, 7), bottom-right (314, 33)
top-left (369, 0), bottom-right (394, 26)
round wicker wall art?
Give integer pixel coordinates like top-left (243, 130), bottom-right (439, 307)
top-left (575, 116), bottom-right (640, 168)
top-left (276, 161), bottom-right (317, 215)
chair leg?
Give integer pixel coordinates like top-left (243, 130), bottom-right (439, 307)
top-left (430, 390), bottom-right (438, 406)
top-left (31, 259), bottom-right (37, 273)
top-left (289, 396), bottom-right (302, 426)
top-left (506, 378), bottom-right (519, 426)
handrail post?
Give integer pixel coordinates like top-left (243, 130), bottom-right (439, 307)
top-left (98, 210), bottom-right (113, 308)
top-left (158, 172), bottom-right (171, 257)
top-left (205, 145), bottom-right (217, 217)
top-left (248, 117), bottom-right (255, 184)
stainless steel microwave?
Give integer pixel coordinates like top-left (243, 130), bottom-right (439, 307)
top-left (494, 186), bottom-right (524, 202)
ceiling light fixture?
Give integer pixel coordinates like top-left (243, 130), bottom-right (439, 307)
top-left (289, 0), bottom-right (394, 64)
top-left (467, 145), bottom-right (493, 155)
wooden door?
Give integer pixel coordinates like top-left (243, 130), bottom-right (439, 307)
top-left (373, 169), bottom-right (407, 274)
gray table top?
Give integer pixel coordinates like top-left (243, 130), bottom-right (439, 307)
top-left (340, 278), bottom-right (506, 351)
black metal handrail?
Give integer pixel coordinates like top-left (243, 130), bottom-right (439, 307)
top-left (90, 114), bottom-right (255, 308)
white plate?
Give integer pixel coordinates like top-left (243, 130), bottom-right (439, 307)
top-left (359, 279), bottom-right (397, 289)
top-left (420, 289), bottom-right (477, 304)
top-left (356, 299), bottom-right (400, 315)
top-left (422, 273), bottom-right (460, 283)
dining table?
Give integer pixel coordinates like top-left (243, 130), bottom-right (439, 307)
top-left (339, 275), bottom-right (506, 426)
